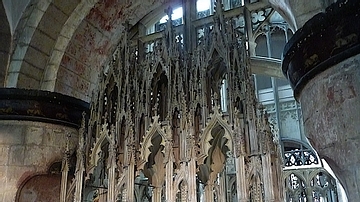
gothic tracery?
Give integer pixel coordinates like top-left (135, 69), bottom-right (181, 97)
top-left (66, 1), bottom-right (284, 201)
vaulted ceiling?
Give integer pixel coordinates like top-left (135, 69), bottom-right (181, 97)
top-left (0, 0), bottom-right (334, 102)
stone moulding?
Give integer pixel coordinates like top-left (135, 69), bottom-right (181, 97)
top-left (282, 0), bottom-right (360, 99)
top-left (0, 88), bottom-right (89, 128)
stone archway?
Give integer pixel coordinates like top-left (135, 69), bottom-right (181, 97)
top-left (17, 174), bottom-right (62, 202)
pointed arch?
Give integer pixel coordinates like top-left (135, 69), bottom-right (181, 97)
top-left (138, 119), bottom-right (167, 170)
top-left (150, 64), bottom-right (169, 120)
top-left (41, 0), bottom-right (99, 91)
top-left (197, 108), bottom-right (234, 185)
top-left (249, 171), bottom-right (264, 202)
top-left (199, 108), bottom-right (233, 159)
top-left (6, 0), bottom-right (51, 87)
top-left (89, 124), bottom-right (112, 168)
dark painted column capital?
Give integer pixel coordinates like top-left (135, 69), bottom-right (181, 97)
top-left (0, 88), bottom-right (89, 128)
top-left (282, 0), bottom-right (360, 99)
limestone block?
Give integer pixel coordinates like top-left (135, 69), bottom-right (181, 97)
top-left (43, 128), bottom-right (64, 148)
top-left (9, 146), bottom-right (25, 166)
top-left (25, 126), bottom-right (44, 145)
top-left (17, 74), bottom-right (40, 89)
top-left (7, 60), bottom-right (22, 73)
top-left (23, 45), bottom-right (48, 71)
top-left (28, 31), bottom-right (54, 56)
top-left (53, 0), bottom-right (81, 16)
top-left (0, 165), bottom-right (7, 185)
top-left (19, 61), bottom-right (43, 82)
top-left (0, 146), bottom-right (9, 165)
top-left (26, 8), bottom-right (45, 28)
top-left (49, 49), bottom-right (64, 65)
top-left (19, 26), bottom-right (36, 45)
top-left (38, 5), bottom-right (67, 40)
top-left (24, 146), bottom-right (61, 168)
top-left (46, 4), bottom-right (68, 25)
top-left (0, 123), bottom-right (24, 145)
top-left (61, 23), bottom-right (77, 39)
top-left (36, 0), bottom-right (51, 12)
top-left (3, 192), bottom-right (15, 202)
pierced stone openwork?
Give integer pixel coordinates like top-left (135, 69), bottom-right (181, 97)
top-left (61, 0), bottom-right (285, 201)
top-left (284, 170), bottom-right (338, 202)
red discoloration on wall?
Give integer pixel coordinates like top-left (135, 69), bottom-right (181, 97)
top-left (95, 39), bottom-right (110, 55)
top-left (326, 86), bottom-right (334, 101)
top-left (17, 175), bottom-right (61, 202)
top-left (57, 0), bottom-right (160, 99)
top-left (326, 84), bottom-right (356, 105)
top-left (326, 75), bottom-right (356, 105)
top-left (87, 0), bottom-right (125, 32)
top-left (60, 54), bottom-right (71, 67)
top-left (75, 61), bottom-right (86, 75)
top-left (76, 77), bottom-right (90, 92)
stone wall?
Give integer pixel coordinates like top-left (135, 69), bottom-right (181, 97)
top-left (299, 54), bottom-right (360, 200)
top-left (0, 120), bottom-right (78, 202)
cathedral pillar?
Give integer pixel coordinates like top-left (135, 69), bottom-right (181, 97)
top-left (282, 0), bottom-right (360, 200)
top-left (0, 88), bottom-right (88, 202)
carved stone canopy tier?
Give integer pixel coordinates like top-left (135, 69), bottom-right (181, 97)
top-left (61, 1), bottom-right (284, 201)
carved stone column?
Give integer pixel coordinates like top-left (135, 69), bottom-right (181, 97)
top-left (152, 187), bottom-right (162, 202)
top-left (107, 126), bottom-right (117, 202)
top-left (73, 113), bottom-right (86, 202)
top-left (204, 183), bottom-right (214, 202)
top-left (126, 165), bottom-right (135, 202)
top-left (261, 154), bottom-right (275, 202)
top-left (60, 139), bottom-right (70, 202)
top-left (282, 0), bottom-right (360, 200)
top-left (188, 156), bottom-right (197, 202)
top-left (165, 147), bottom-right (173, 202)
top-left (235, 156), bottom-right (248, 202)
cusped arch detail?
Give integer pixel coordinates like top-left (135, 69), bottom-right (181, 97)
top-left (89, 123), bottom-right (112, 168)
top-left (138, 117), bottom-right (168, 170)
top-left (173, 163), bottom-right (187, 189)
top-left (283, 171), bottom-right (307, 188)
top-left (199, 107), bottom-right (233, 162)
